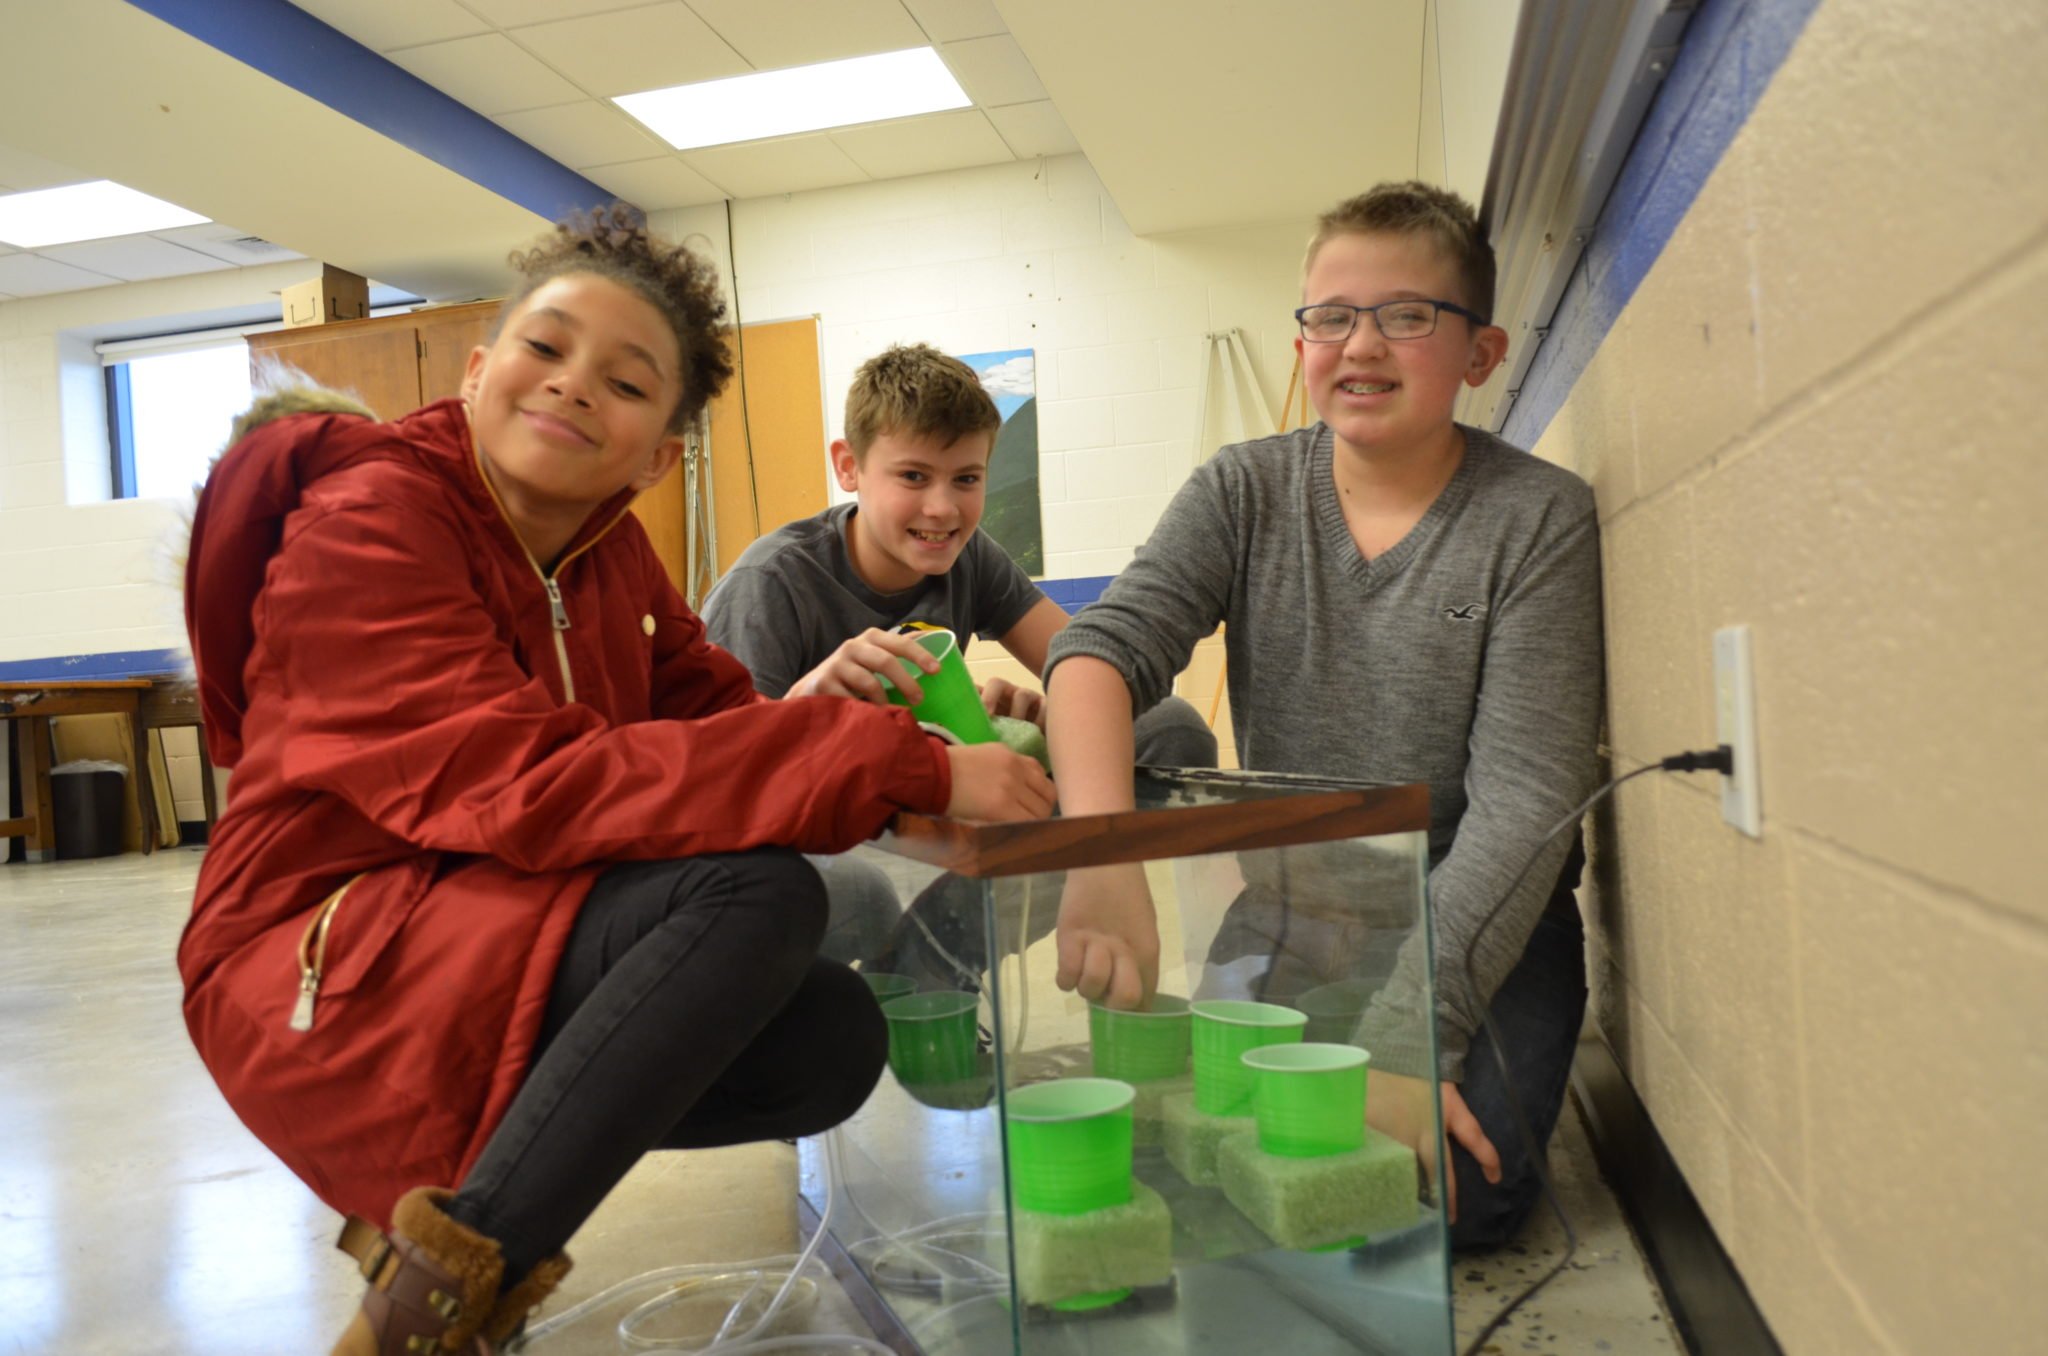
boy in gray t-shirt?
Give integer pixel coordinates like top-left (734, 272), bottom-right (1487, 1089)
top-left (703, 345), bottom-right (1214, 965)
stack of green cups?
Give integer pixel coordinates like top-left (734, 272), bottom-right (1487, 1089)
top-left (1005, 1077), bottom-right (1138, 1311)
top-left (1243, 1042), bottom-right (1369, 1157)
top-left (873, 627), bottom-right (998, 745)
top-left (1190, 999), bottom-right (1307, 1115)
top-left (1089, 995), bottom-right (1192, 1082)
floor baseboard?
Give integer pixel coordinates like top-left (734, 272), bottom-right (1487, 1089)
top-left (1571, 1034), bottom-right (1784, 1356)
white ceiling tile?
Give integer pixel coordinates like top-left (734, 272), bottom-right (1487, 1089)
top-left (830, 109), bottom-right (1014, 180)
top-left (496, 101), bottom-right (671, 168)
top-left (459, 0), bottom-right (638, 25)
top-left (387, 34), bottom-right (585, 115)
top-left (939, 34), bottom-right (1045, 107)
top-left (0, 253), bottom-right (123, 297)
top-left (583, 156), bottom-right (730, 209)
top-left (286, 0), bottom-right (490, 52)
top-left (38, 236), bottom-right (232, 282)
top-left (900, 0), bottom-right (1006, 43)
top-left (681, 135), bottom-right (868, 199)
top-left (682, 0), bottom-right (927, 70)
top-left (514, 4), bottom-right (749, 97)
top-left (985, 100), bottom-right (1080, 159)
top-left (154, 223), bottom-right (306, 266)
top-left (0, 146), bottom-right (90, 194)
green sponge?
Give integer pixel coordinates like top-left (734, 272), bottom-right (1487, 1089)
top-left (1216, 1129), bottom-right (1419, 1250)
top-left (1129, 1073), bottom-right (1193, 1148)
top-left (1161, 1090), bottom-right (1255, 1186)
top-left (991, 714), bottom-right (1051, 771)
top-left (1013, 1180), bottom-right (1174, 1308)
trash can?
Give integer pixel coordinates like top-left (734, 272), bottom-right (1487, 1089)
top-left (50, 759), bottom-right (127, 860)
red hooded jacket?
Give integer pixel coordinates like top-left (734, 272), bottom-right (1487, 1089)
top-left (179, 399), bottom-right (950, 1229)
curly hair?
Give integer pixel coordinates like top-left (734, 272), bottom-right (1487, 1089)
top-left (496, 202), bottom-right (734, 434)
top-left (1304, 181), bottom-right (1497, 325)
top-left (843, 343), bottom-right (1001, 459)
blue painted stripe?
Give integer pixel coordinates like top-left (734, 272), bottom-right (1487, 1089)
top-left (0, 649), bottom-right (190, 682)
top-left (1039, 574), bottom-right (1115, 610)
top-left (1503, 0), bottom-right (1823, 448)
top-left (3, 577), bottom-right (1125, 681)
top-left (121, 0), bottom-right (620, 222)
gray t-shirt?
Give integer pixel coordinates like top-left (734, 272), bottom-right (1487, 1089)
top-left (702, 503), bottom-right (1044, 698)
top-left (1046, 423), bottom-right (1604, 1079)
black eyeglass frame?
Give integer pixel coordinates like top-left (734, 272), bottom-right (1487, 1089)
top-left (1293, 298), bottom-right (1488, 342)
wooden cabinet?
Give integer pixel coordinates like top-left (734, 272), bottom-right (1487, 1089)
top-left (247, 301), bottom-right (498, 418)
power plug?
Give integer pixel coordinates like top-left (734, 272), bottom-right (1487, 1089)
top-left (1713, 625), bottom-right (1761, 836)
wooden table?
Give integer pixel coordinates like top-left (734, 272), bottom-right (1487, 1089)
top-left (1, 677), bottom-right (216, 862)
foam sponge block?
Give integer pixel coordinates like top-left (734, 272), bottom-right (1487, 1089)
top-left (1217, 1129), bottom-right (1420, 1251)
top-left (1161, 1091), bottom-right (1255, 1186)
top-left (1013, 1181), bottom-right (1174, 1307)
top-left (1130, 1073), bottom-right (1194, 1148)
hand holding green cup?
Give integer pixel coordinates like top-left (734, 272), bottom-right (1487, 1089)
top-left (874, 627), bottom-right (998, 745)
top-left (1090, 994), bottom-right (1192, 1082)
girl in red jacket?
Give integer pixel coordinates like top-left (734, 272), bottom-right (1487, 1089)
top-left (179, 206), bottom-right (1054, 1355)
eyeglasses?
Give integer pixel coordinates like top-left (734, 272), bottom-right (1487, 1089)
top-left (1293, 299), bottom-right (1485, 343)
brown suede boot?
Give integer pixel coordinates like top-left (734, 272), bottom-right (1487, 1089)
top-left (329, 1187), bottom-right (569, 1355)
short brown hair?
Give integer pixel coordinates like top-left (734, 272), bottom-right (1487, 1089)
top-left (844, 344), bottom-right (1001, 458)
top-left (1304, 181), bottom-right (1497, 325)
top-left (497, 202), bottom-right (733, 434)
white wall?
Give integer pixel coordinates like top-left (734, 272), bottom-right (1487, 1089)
top-left (655, 153), bottom-right (1310, 582)
top-left (1, 155), bottom-right (1312, 662)
top-left (0, 260), bottom-right (309, 664)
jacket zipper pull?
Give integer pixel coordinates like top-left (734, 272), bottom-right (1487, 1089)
top-left (544, 578), bottom-right (570, 631)
top-left (289, 971), bottom-right (318, 1032)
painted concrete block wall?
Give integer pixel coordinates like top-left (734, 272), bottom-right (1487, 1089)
top-left (1534, 0), bottom-right (2048, 1349)
top-left (653, 153), bottom-right (1310, 583)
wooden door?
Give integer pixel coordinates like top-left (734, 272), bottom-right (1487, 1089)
top-left (704, 317), bottom-right (828, 575)
top-left (247, 319), bottom-right (421, 420)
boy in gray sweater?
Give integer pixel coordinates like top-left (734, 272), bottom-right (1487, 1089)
top-left (1045, 183), bottom-right (1603, 1249)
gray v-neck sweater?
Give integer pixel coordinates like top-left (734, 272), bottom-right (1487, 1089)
top-left (1046, 423), bottom-right (1604, 1079)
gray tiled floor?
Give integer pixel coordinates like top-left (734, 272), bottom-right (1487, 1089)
top-left (0, 848), bottom-right (1676, 1354)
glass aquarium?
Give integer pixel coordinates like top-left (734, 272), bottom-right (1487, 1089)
top-left (797, 768), bottom-right (1451, 1356)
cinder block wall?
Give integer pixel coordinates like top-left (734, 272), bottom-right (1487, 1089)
top-left (1531, 1), bottom-right (2048, 1349)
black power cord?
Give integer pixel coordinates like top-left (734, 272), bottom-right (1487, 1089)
top-left (1455, 744), bottom-right (1733, 1356)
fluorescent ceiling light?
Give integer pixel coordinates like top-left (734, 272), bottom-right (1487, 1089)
top-left (616, 47), bottom-right (972, 151)
top-left (0, 180), bottom-right (209, 248)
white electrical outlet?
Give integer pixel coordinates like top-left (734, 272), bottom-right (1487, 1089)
top-left (1714, 625), bottom-right (1761, 837)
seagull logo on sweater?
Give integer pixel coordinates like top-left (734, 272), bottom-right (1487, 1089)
top-left (1442, 603), bottom-right (1486, 622)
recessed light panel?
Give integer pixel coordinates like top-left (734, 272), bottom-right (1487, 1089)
top-left (615, 47), bottom-right (971, 152)
top-left (0, 181), bottom-right (209, 248)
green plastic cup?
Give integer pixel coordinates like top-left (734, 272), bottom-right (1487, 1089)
top-left (862, 971), bottom-right (917, 1004)
top-left (883, 990), bottom-right (978, 1085)
top-left (1089, 994), bottom-right (1192, 1082)
top-left (1004, 1077), bottom-right (1136, 1215)
top-left (1245, 1042), bottom-right (1369, 1158)
top-left (1296, 978), bottom-right (1374, 1045)
top-left (1190, 999), bottom-right (1307, 1115)
top-left (874, 628), bottom-right (999, 745)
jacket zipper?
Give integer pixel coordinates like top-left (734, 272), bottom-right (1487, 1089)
top-left (289, 877), bottom-right (359, 1033)
top-left (463, 406), bottom-right (633, 707)
top-left (543, 575), bottom-right (576, 703)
